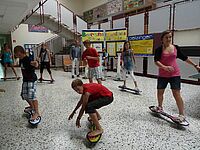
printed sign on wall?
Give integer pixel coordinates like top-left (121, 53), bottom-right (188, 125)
top-left (128, 34), bottom-right (154, 55)
top-left (124, 0), bottom-right (145, 11)
top-left (28, 25), bottom-right (48, 33)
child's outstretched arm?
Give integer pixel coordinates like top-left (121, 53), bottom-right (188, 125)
top-left (68, 95), bottom-right (83, 120)
top-left (76, 92), bottom-right (90, 127)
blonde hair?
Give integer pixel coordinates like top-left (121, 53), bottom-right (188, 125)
top-left (71, 79), bottom-right (83, 89)
top-left (14, 45), bottom-right (26, 54)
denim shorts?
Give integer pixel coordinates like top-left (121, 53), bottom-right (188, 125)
top-left (157, 76), bottom-right (181, 90)
top-left (85, 95), bottom-right (113, 114)
top-left (21, 81), bottom-right (37, 100)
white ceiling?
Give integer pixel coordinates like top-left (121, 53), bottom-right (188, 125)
top-left (0, 0), bottom-right (41, 34)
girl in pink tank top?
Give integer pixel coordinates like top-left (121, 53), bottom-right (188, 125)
top-left (152, 30), bottom-right (200, 124)
top-left (159, 46), bottom-right (180, 77)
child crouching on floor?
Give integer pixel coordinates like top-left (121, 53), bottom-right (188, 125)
top-left (68, 79), bottom-right (113, 136)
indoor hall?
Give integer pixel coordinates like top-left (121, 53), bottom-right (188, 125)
top-left (0, 69), bottom-right (200, 150)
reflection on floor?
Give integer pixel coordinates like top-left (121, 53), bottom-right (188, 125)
top-left (0, 68), bottom-right (200, 150)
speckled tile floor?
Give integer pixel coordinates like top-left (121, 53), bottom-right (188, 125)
top-left (0, 68), bottom-right (200, 150)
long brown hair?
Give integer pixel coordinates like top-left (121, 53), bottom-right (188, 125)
top-left (123, 41), bottom-right (131, 52)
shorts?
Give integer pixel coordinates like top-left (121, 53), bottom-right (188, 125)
top-left (157, 76), bottom-right (181, 90)
top-left (21, 81), bottom-right (37, 101)
top-left (88, 66), bottom-right (102, 79)
top-left (85, 95), bottom-right (113, 114)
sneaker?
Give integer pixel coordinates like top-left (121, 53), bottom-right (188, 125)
top-left (173, 114), bottom-right (186, 123)
top-left (151, 106), bottom-right (163, 113)
top-left (50, 79), bottom-right (55, 83)
top-left (121, 85), bottom-right (126, 89)
top-left (134, 87), bottom-right (140, 92)
top-left (38, 78), bottom-right (43, 81)
top-left (24, 107), bottom-right (34, 115)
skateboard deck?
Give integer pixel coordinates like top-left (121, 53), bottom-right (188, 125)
top-left (1, 77), bottom-right (21, 80)
top-left (149, 106), bottom-right (189, 126)
top-left (38, 79), bottom-right (54, 83)
top-left (189, 73), bottom-right (200, 79)
top-left (118, 86), bottom-right (141, 95)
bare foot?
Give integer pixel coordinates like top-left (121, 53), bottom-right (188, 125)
top-left (88, 129), bottom-right (103, 137)
top-left (88, 116), bottom-right (101, 122)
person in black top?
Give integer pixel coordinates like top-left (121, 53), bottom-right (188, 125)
top-left (38, 43), bottom-right (54, 83)
top-left (152, 30), bottom-right (200, 123)
top-left (14, 45), bottom-right (41, 122)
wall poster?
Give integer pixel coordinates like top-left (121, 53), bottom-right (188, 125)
top-left (107, 0), bottom-right (123, 15)
top-left (107, 42), bottom-right (116, 56)
top-left (124, 0), bottom-right (145, 11)
top-left (105, 29), bottom-right (127, 41)
top-left (28, 25), bottom-right (48, 33)
top-left (128, 34), bottom-right (154, 55)
top-left (82, 30), bottom-right (104, 42)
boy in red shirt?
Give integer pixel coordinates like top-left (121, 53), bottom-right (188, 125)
top-left (82, 40), bottom-right (102, 84)
top-left (68, 79), bottom-right (113, 137)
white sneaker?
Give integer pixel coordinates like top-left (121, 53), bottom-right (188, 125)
top-left (174, 115), bottom-right (186, 123)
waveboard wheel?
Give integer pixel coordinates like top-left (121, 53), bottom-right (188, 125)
top-left (28, 116), bottom-right (41, 125)
top-left (86, 132), bottom-right (102, 143)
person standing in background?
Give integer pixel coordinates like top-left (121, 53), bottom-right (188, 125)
top-left (70, 40), bottom-right (81, 78)
top-left (38, 43), bottom-right (54, 83)
top-left (2, 43), bottom-right (19, 80)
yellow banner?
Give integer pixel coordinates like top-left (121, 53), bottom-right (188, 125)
top-left (130, 39), bottom-right (153, 54)
top-left (82, 31), bottom-right (104, 42)
top-left (106, 30), bottom-right (127, 41)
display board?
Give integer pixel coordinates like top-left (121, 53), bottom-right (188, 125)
top-left (107, 0), bottom-right (123, 15)
top-left (116, 42), bottom-right (124, 52)
top-left (107, 42), bottom-right (116, 56)
top-left (83, 10), bottom-right (93, 22)
top-left (82, 30), bottom-right (104, 42)
top-left (124, 0), bottom-right (145, 11)
top-left (24, 44), bottom-right (38, 60)
top-left (93, 4), bottom-right (107, 20)
top-left (92, 43), bottom-right (103, 52)
top-left (83, 0), bottom-right (123, 22)
top-left (128, 34), bottom-right (154, 55)
top-left (105, 29), bottom-right (127, 41)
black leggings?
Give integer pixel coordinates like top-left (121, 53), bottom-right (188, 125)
top-left (40, 62), bottom-right (51, 74)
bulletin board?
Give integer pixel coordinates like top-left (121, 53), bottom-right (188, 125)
top-left (105, 29), bottom-right (127, 41)
top-left (24, 44), bottom-right (38, 60)
top-left (82, 30), bottom-right (104, 42)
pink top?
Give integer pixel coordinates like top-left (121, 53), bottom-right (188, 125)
top-left (159, 47), bottom-right (180, 77)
